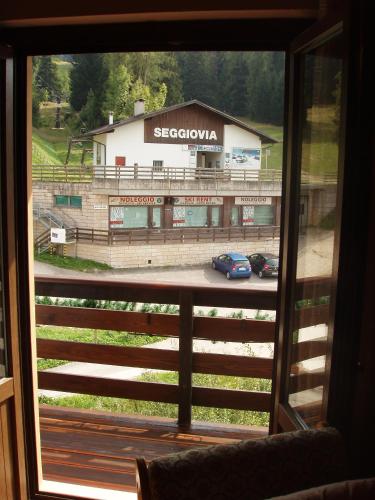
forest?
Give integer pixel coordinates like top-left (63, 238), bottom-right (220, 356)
top-left (32, 51), bottom-right (285, 133)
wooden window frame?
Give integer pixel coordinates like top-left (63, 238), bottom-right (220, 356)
top-left (2, 7), bottom-right (371, 498)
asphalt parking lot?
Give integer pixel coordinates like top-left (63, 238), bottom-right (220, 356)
top-left (34, 261), bottom-right (278, 290)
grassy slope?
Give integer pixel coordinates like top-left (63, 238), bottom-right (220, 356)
top-left (33, 102), bottom-right (91, 165)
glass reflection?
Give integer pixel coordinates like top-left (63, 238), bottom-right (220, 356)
top-left (288, 34), bottom-right (343, 426)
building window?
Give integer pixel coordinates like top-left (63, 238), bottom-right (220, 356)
top-left (109, 206), bottom-right (152, 229)
top-left (152, 207), bottom-right (161, 228)
top-left (242, 205), bottom-right (274, 225)
top-left (55, 195), bottom-right (82, 208)
top-left (96, 143), bottom-right (102, 165)
top-left (211, 206), bottom-right (220, 226)
top-left (231, 206), bottom-right (239, 226)
top-left (152, 160), bottom-right (164, 172)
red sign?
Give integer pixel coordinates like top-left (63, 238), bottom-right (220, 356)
top-left (115, 156), bottom-right (126, 166)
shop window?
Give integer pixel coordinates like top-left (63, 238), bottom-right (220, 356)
top-left (109, 206), bottom-right (148, 229)
top-left (172, 206), bottom-right (208, 227)
top-left (55, 195), bottom-right (82, 208)
top-left (231, 206), bottom-right (239, 226)
top-left (242, 205), bottom-right (274, 225)
top-left (211, 206), bottom-right (220, 226)
top-left (152, 207), bottom-right (161, 228)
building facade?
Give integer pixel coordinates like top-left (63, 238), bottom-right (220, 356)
top-left (34, 100), bottom-right (285, 266)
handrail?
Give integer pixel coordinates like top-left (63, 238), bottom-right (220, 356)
top-left (32, 164), bottom-right (337, 185)
top-left (34, 225), bottom-right (280, 247)
top-left (35, 276), bottom-right (276, 426)
top-left (75, 225), bottom-right (280, 246)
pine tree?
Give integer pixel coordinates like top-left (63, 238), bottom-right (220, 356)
top-left (70, 54), bottom-right (108, 114)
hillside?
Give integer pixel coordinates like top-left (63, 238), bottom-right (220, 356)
top-left (32, 108), bottom-right (283, 168)
top-left (32, 103), bottom-right (91, 165)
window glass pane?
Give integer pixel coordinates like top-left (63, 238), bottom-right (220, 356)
top-left (231, 207), bottom-right (239, 225)
top-left (254, 205), bottom-right (274, 225)
top-left (211, 206), bottom-right (220, 226)
top-left (70, 196), bottom-right (82, 208)
top-left (152, 207), bottom-right (161, 228)
top-left (55, 195), bottom-right (69, 206)
top-left (109, 206), bottom-right (125, 229)
top-left (287, 34), bottom-right (343, 427)
top-left (172, 206), bottom-right (207, 227)
top-left (123, 206), bottom-right (148, 228)
top-left (242, 206), bottom-right (255, 225)
top-left (96, 143), bottom-right (102, 165)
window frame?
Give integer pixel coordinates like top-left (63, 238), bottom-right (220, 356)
top-left (8, 13), bottom-right (365, 500)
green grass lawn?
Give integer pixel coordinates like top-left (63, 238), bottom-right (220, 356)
top-left (35, 253), bottom-right (111, 271)
top-left (33, 103), bottom-right (92, 165)
top-left (36, 324), bottom-right (164, 370)
top-left (39, 371), bottom-right (271, 427)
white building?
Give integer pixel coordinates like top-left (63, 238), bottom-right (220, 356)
top-left (85, 99), bottom-right (276, 174)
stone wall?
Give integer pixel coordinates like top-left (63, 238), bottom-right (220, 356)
top-left (63, 238), bottom-right (280, 269)
top-left (33, 182), bottom-right (108, 230)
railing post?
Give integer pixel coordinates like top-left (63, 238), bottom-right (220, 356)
top-left (178, 290), bottom-right (194, 428)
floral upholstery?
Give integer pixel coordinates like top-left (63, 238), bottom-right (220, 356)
top-left (146, 427), bottom-right (346, 500)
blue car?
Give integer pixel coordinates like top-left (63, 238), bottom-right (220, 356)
top-left (211, 252), bottom-right (252, 280)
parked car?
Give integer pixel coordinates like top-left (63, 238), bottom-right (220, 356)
top-left (211, 252), bottom-right (251, 280)
top-left (247, 253), bottom-right (279, 278)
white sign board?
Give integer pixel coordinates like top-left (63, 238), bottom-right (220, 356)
top-left (50, 228), bottom-right (66, 243)
top-left (173, 196), bottom-right (223, 206)
top-left (109, 196), bottom-right (164, 206)
top-left (235, 196), bottom-right (272, 205)
top-left (231, 148), bottom-right (261, 168)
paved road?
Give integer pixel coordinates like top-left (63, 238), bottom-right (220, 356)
top-left (34, 261), bottom-right (278, 290)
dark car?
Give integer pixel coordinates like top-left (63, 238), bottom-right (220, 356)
top-left (247, 253), bottom-right (279, 278)
top-left (212, 252), bottom-right (251, 280)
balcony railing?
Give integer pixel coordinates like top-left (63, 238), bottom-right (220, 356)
top-left (32, 164), bottom-right (337, 185)
top-left (34, 276), bottom-right (332, 490)
top-left (35, 225), bottom-right (280, 248)
top-left (35, 277), bottom-right (277, 427)
top-left (32, 164), bottom-right (283, 183)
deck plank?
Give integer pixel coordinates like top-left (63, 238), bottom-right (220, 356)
top-left (40, 405), bottom-right (268, 492)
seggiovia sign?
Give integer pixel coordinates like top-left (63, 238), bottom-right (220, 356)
top-left (153, 128), bottom-right (218, 141)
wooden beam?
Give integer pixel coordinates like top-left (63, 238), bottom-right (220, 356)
top-left (193, 352), bottom-right (273, 379)
top-left (37, 339), bottom-right (179, 371)
top-left (192, 386), bottom-right (271, 412)
top-left (38, 372), bottom-right (178, 403)
top-left (36, 305), bottom-right (179, 337)
top-left (178, 290), bottom-right (194, 427)
top-left (194, 316), bottom-right (275, 342)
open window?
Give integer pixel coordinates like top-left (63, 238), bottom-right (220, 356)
top-left (1, 4), bottom-right (369, 499)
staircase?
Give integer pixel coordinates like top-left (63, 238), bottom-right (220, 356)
top-left (33, 205), bottom-right (76, 253)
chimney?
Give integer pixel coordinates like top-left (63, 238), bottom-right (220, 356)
top-left (134, 99), bottom-right (145, 116)
top-left (109, 111), bottom-right (114, 125)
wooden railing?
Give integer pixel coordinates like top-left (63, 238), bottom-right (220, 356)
top-left (32, 164), bottom-right (337, 185)
top-left (64, 225), bottom-right (280, 246)
top-left (35, 277), bottom-right (277, 426)
top-left (32, 164), bottom-right (282, 183)
top-left (34, 276), bottom-right (332, 427)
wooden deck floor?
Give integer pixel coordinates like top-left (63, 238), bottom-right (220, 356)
top-left (40, 406), bottom-right (268, 492)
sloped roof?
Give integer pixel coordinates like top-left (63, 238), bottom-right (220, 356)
top-left (78, 100), bottom-right (278, 144)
